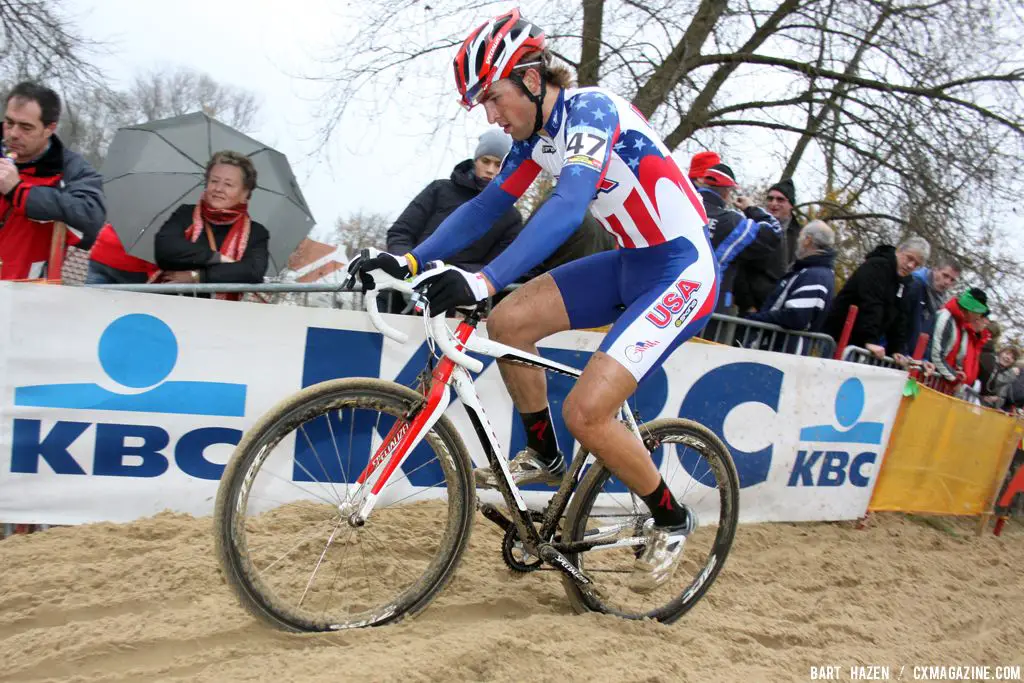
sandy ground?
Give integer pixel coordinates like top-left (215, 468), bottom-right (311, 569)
top-left (1, 510), bottom-right (1022, 683)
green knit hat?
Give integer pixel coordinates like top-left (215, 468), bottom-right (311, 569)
top-left (958, 288), bottom-right (989, 315)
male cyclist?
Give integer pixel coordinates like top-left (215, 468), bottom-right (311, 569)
top-left (350, 9), bottom-right (719, 593)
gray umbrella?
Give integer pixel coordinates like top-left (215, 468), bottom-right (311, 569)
top-left (101, 111), bottom-right (315, 277)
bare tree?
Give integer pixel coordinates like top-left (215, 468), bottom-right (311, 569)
top-left (126, 67), bottom-right (259, 132)
top-left (0, 0), bottom-right (101, 87)
top-left (58, 67), bottom-right (261, 169)
top-left (331, 211), bottom-right (391, 255)
top-left (313, 0), bottom-right (1024, 326)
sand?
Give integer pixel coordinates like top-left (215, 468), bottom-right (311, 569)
top-left (1, 510), bottom-right (1022, 683)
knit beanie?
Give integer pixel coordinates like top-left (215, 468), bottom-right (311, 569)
top-left (768, 178), bottom-right (796, 205)
top-left (688, 151), bottom-right (721, 180)
top-left (475, 129), bottom-right (513, 161)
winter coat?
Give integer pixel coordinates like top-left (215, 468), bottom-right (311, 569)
top-left (0, 131), bottom-right (105, 279)
top-left (745, 249), bottom-right (835, 353)
top-left (929, 298), bottom-right (986, 385)
top-left (984, 365), bottom-right (1021, 409)
top-left (734, 213), bottom-right (802, 312)
top-left (386, 159), bottom-right (523, 273)
top-left (89, 224), bottom-right (158, 276)
top-left (902, 267), bottom-right (952, 356)
top-left (153, 204), bottom-right (269, 284)
top-left (823, 244), bottom-right (911, 354)
top-left (698, 188), bottom-right (781, 312)
top-left (998, 368), bottom-right (1024, 410)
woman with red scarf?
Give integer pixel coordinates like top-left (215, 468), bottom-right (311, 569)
top-left (152, 150), bottom-right (269, 300)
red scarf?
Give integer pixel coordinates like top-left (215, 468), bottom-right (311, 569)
top-left (150, 194), bottom-right (252, 301)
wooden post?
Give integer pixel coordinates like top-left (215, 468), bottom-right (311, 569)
top-left (47, 221), bottom-right (68, 283)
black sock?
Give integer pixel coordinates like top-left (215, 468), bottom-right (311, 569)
top-left (521, 408), bottom-right (559, 463)
top-left (640, 478), bottom-right (688, 528)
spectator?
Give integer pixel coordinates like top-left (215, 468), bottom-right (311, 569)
top-left (977, 318), bottom-right (1002, 389)
top-left (687, 151), bottom-right (720, 187)
top-left (996, 354), bottom-right (1024, 412)
top-left (387, 129), bottom-right (522, 273)
top-left (734, 177), bottom-right (801, 313)
top-left (823, 236), bottom-right (930, 360)
top-left (697, 163), bottom-right (781, 314)
top-left (153, 150), bottom-right (268, 300)
top-left (744, 220), bottom-right (836, 354)
top-left (86, 225), bottom-right (158, 284)
top-left (0, 82), bottom-right (105, 280)
top-left (928, 287), bottom-right (989, 386)
top-left (902, 258), bottom-right (961, 356)
top-left (982, 345), bottom-right (1021, 410)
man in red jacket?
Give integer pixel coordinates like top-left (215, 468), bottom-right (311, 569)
top-left (0, 82), bottom-right (105, 280)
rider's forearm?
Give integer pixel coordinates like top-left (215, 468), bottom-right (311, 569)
top-left (481, 182), bottom-right (592, 291)
top-left (409, 183), bottom-right (515, 271)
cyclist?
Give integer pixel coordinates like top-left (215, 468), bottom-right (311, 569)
top-left (350, 9), bottom-right (719, 593)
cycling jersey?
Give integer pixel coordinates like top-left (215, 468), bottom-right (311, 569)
top-left (411, 86), bottom-right (710, 291)
top-left (409, 84), bottom-right (719, 381)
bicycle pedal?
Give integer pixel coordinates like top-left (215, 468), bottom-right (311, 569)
top-left (479, 503), bottom-right (513, 532)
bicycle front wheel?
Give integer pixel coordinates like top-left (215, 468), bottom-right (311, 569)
top-left (560, 418), bottom-right (739, 622)
top-left (214, 378), bottom-right (475, 632)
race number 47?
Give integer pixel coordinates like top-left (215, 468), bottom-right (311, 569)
top-left (566, 132), bottom-right (606, 157)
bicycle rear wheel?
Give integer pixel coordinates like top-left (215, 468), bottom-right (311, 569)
top-left (214, 378), bottom-right (475, 632)
top-left (560, 418), bottom-right (738, 622)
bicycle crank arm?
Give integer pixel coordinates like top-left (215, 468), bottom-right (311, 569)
top-left (479, 503), bottom-right (513, 532)
top-left (538, 544), bottom-right (595, 587)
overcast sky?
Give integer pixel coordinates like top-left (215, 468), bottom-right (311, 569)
top-left (68, 0), bottom-right (525, 242)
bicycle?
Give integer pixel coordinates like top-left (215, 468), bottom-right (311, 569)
top-left (213, 266), bottom-right (740, 632)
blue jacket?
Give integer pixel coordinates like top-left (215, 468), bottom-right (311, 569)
top-left (698, 188), bottom-right (781, 311)
top-left (903, 267), bottom-right (939, 356)
top-left (746, 250), bottom-right (835, 354)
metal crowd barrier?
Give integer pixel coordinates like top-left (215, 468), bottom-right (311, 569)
top-left (700, 314), bottom-right (836, 358)
top-left (841, 344), bottom-right (987, 405)
top-left (840, 345), bottom-right (903, 370)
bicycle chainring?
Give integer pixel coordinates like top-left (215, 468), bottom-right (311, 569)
top-left (501, 510), bottom-right (547, 574)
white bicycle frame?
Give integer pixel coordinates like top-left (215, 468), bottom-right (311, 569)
top-left (350, 269), bottom-right (645, 529)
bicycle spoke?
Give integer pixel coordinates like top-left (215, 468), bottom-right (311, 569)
top-left (325, 408), bottom-right (350, 497)
top-left (381, 454), bottom-right (442, 492)
top-left (258, 465), bottom-right (340, 509)
top-left (299, 518), bottom-right (346, 607)
top-left (297, 423), bottom-right (345, 507)
top-left (258, 518), bottom-right (338, 574)
top-left (381, 479), bottom-right (447, 508)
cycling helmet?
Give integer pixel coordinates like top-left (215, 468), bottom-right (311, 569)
top-left (454, 9), bottom-right (548, 133)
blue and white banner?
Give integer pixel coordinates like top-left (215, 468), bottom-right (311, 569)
top-left (0, 282), bottom-right (906, 524)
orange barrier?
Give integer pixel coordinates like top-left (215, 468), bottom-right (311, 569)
top-left (869, 384), bottom-right (1023, 516)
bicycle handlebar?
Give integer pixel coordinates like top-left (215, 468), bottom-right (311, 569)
top-left (362, 269), bottom-right (484, 374)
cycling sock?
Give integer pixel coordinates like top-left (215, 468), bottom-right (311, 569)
top-left (521, 408), bottom-right (560, 464)
top-left (641, 478), bottom-right (688, 528)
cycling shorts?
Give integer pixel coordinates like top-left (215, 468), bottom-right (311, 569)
top-left (550, 237), bottom-right (719, 383)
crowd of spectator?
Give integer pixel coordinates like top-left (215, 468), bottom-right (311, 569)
top-left (1, 81), bottom-right (1019, 411)
top-left (0, 81), bottom-right (270, 293)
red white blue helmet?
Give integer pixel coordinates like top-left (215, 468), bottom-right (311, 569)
top-left (453, 8), bottom-right (546, 110)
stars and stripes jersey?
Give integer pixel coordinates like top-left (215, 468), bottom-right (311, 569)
top-left (410, 86), bottom-right (713, 291)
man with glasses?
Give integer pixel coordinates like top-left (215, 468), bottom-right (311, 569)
top-left (734, 178), bottom-right (801, 314)
top-left (824, 237), bottom-right (931, 360)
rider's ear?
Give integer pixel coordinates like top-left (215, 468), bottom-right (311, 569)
top-left (523, 67), bottom-right (543, 96)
